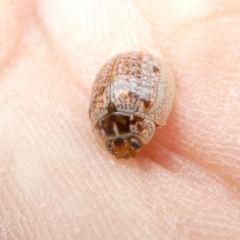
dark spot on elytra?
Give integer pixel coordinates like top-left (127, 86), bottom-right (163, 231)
top-left (143, 99), bottom-right (151, 108)
top-left (130, 115), bottom-right (142, 125)
top-left (137, 124), bottom-right (143, 132)
top-left (130, 116), bottom-right (144, 132)
top-left (153, 66), bottom-right (160, 73)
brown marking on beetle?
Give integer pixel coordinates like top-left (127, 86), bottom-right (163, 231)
top-left (153, 66), bottom-right (160, 73)
top-left (99, 114), bottom-right (130, 136)
top-left (130, 115), bottom-right (142, 124)
top-left (123, 63), bottom-right (130, 75)
top-left (100, 118), bottom-right (115, 136)
top-left (97, 113), bottom-right (147, 137)
top-left (98, 86), bottom-right (106, 95)
top-left (135, 54), bottom-right (143, 78)
top-left (124, 95), bottom-right (153, 111)
top-left (116, 116), bottom-right (130, 134)
top-left (137, 124), bottom-right (143, 132)
top-left (128, 91), bottom-right (139, 108)
top-left (107, 102), bottom-right (117, 113)
top-left (143, 99), bottom-right (151, 109)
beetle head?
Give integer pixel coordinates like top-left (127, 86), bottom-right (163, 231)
top-left (105, 137), bottom-right (142, 159)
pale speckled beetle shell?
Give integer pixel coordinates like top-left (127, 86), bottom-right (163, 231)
top-left (89, 52), bottom-right (175, 159)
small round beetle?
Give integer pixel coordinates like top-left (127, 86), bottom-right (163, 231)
top-left (89, 52), bottom-right (175, 159)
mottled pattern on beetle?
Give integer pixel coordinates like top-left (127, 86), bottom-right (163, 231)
top-left (89, 51), bottom-right (175, 158)
top-left (89, 58), bottom-right (114, 125)
top-left (94, 113), bottom-right (155, 144)
top-left (111, 52), bottom-right (158, 113)
top-left (110, 52), bottom-right (175, 125)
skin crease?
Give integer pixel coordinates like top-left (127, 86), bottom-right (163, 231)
top-left (0, 0), bottom-right (240, 239)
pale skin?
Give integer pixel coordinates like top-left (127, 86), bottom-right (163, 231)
top-left (0, 0), bottom-right (240, 239)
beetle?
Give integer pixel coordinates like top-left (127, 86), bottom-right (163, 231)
top-left (89, 52), bottom-right (175, 159)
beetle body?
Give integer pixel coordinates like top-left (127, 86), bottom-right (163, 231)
top-left (89, 52), bottom-right (175, 159)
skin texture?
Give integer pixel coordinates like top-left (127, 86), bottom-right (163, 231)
top-left (0, 0), bottom-right (240, 239)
